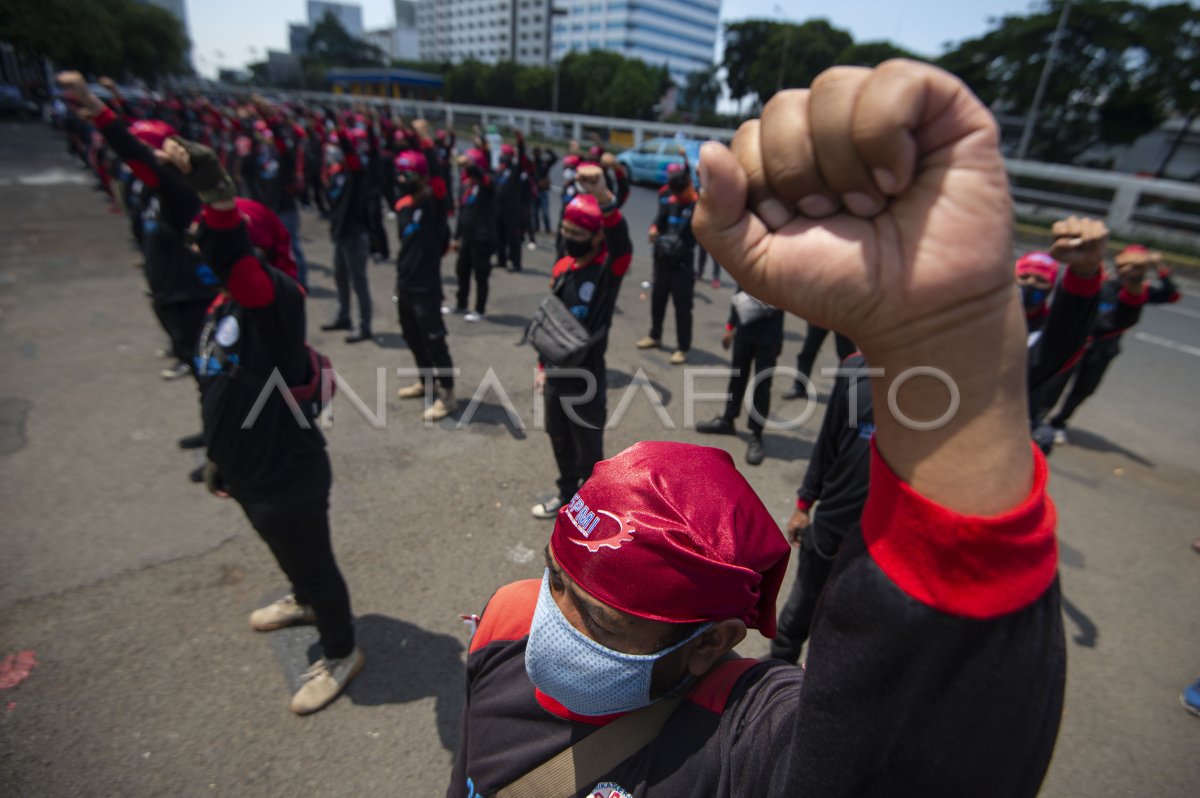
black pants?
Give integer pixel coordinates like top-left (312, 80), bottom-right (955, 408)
top-left (155, 298), bottom-right (210, 365)
top-left (455, 241), bottom-right (494, 313)
top-left (795, 322), bottom-right (856, 381)
top-left (544, 371), bottom-right (606, 500)
top-left (304, 172), bottom-right (329, 213)
top-left (398, 290), bottom-right (454, 390)
top-left (238, 459), bottom-right (355, 660)
top-left (1037, 347), bottom-right (1118, 428)
top-left (724, 335), bottom-right (779, 435)
top-left (770, 529), bottom-right (836, 663)
top-left (649, 256), bottom-right (694, 351)
top-left (496, 214), bottom-right (524, 271)
top-left (365, 194), bottom-right (389, 260)
top-left (695, 246), bottom-right (719, 280)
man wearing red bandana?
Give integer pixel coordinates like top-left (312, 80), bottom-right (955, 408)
top-left (450, 60), bottom-right (1065, 797)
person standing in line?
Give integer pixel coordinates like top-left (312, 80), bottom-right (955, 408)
top-left (392, 148), bottom-right (456, 423)
top-left (637, 164), bottom-right (697, 365)
top-left (449, 143), bottom-right (497, 322)
top-left (319, 124), bottom-right (374, 344)
top-left (695, 289), bottom-right (785, 465)
top-left (531, 166), bottom-right (631, 519)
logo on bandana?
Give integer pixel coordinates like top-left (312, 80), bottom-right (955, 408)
top-left (215, 316), bottom-right (240, 348)
top-left (589, 784), bottom-right (632, 798)
top-left (564, 494), bottom-right (635, 553)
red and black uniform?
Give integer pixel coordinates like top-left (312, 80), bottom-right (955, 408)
top-left (453, 155), bottom-right (497, 314)
top-left (93, 105), bottom-right (219, 366)
top-left (1034, 270), bottom-right (1179, 430)
top-left (193, 204), bottom-right (354, 661)
top-left (395, 187), bottom-right (454, 392)
top-left (325, 128), bottom-right (373, 336)
top-left (494, 137), bottom-right (531, 272)
top-left (363, 122), bottom-right (390, 261)
top-left (647, 187), bottom-right (697, 352)
top-left (450, 445), bottom-right (1064, 797)
top-left (541, 205), bottom-right (631, 502)
top-left (717, 293), bottom-right (784, 436)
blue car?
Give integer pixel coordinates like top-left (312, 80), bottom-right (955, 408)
top-left (616, 137), bottom-right (704, 188)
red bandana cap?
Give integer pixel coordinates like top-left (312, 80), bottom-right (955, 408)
top-left (1015, 251), bottom-right (1059, 283)
top-left (551, 441), bottom-right (792, 637)
top-left (563, 193), bottom-right (603, 232)
top-left (464, 147), bottom-right (488, 171)
top-left (234, 198), bottom-right (298, 280)
top-left (394, 150), bottom-right (428, 176)
top-left (129, 120), bottom-right (178, 150)
top-left (500, 143), bottom-right (515, 156)
top-left (588, 144), bottom-right (603, 159)
top-left (562, 154), bottom-right (581, 169)
top-left (666, 162), bottom-right (685, 175)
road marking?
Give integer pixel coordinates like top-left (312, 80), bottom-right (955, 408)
top-left (15, 168), bottom-right (91, 186)
top-left (1134, 332), bottom-right (1200, 358)
top-left (1162, 305), bottom-right (1200, 321)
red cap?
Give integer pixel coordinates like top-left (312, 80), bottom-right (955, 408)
top-left (562, 193), bottom-right (602, 232)
top-left (234, 198), bottom-right (298, 281)
top-left (1015, 251), bottom-right (1059, 283)
top-left (551, 442), bottom-right (791, 637)
top-left (394, 150), bottom-right (428, 176)
top-left (463, 147), bottom-right (488, 171)
top-left (666, 162), bottom-right (685, 175)
top-left (500, 143), bottom-right (515, 156)
top-left (129, 120), bottom-right (178, 150)
top-left (563, 154), bottom-right (581, 169)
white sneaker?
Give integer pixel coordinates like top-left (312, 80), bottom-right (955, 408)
top-left (526, 241), bottom-right (537, 251)
top-left (290, 647), bottom-right (365, 715)
top-left (161, 361), bottom-right (192, 380)
top-left (422, 392), bottom-right (454, 421)
top-left (396, 381), bottom-right (426, 399)
top-left (249, 594), bottom-right (316, 631)
top-left (1053, 428), bottom-right (1068, 445)
top-left (464, 312), bottom-right (483, 322)
top-left (531, 496), bottom-right (564, 519)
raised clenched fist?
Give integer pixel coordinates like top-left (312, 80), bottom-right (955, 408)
top-left (1048, 215), bottom-right (1108, 277)
top-left (693, 60), bottom-right (1015, 358)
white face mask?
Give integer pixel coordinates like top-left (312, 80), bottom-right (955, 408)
top-left (563, 167), bottom-right (577, 183)
top-left (524, 570), bottom-right (710, 716)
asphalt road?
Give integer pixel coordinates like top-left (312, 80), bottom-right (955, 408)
top-left (1, 121), bottom-right (1197, 797)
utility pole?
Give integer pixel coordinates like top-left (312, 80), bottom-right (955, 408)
top-left (1017, 0), bottom-right (1073, 161)
top-left (549, 5), bottom-right (569, 114)
top-left (774, 4), bottom-right (789, 93)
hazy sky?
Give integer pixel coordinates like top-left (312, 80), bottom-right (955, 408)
top-left (188, 0), bottom-right (1052, 78)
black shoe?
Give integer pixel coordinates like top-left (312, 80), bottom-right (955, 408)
top-left (178, 432), bottom-right (205, 450)
top-left (345, 330), bottom-right (373, 344)
top-left (188, 464), bottom-right (206, 483)
top-left (321, 319), bottom-right (352, 332)
top-left (746, 435), bottom-right (765, 466)
top-left (782, 381), bottom-right (808, 401)
top-left (696, 416), bottom-right (736, 435)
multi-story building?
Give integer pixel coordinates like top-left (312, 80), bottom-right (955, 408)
top-left (417, 0), bottom-right (553, 67)
top-left (307, 1), bottom-right (366, 40)
top-left (552, 0), bottom-right (720, 85)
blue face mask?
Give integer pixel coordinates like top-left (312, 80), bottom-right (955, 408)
top-left (525, 570), bottom-right (712, 716)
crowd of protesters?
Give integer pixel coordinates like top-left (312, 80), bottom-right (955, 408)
top-left (50, 56), bottom-right (1194, 796)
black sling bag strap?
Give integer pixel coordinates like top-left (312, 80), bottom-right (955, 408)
top-left (494, 694), bottom-right (684, 798)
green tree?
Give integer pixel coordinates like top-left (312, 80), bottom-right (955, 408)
top-left (0, 0), bottom-right (188, 84)
top-left (682, 66), bottom-right (721, 114)
top-left (835, 41), bottom-right (920, 67)
top-left (723, 19), bottom-right (852, 109)
top-left (937, 0), bottom-right (1199, 164)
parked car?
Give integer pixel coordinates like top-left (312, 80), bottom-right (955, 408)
top-left (616, 136), bottom-right (704, 188)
